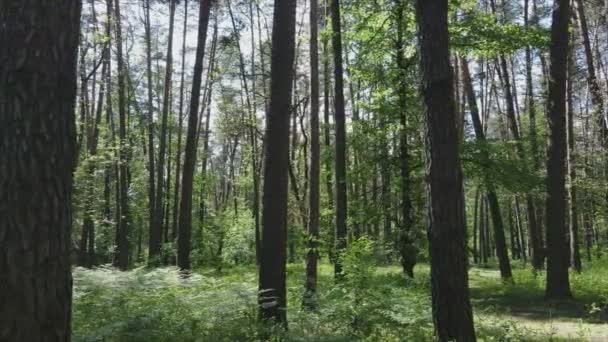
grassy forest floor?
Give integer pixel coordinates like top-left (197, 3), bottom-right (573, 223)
top-left (73, 257), bottom-right (608, 341)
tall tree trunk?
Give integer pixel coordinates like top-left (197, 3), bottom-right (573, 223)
top-left (545, 0), bottom-right (572, 300)
top-left (574, 0), bottom-right (608, 142)
top-left (461, 57), bottom-right (512, 281)
top-left (150, 0), bottom-right (177, 264)
top-left (331, 0), bottom-right (348, 278)
top-left (258, 0), bottom-right (297, 325)
top-left (323, 0), bottom-right (335, 262)
top-left (0, 1), bottom-right (80, 339)
top-left (567, 33), bottom-right (582, 273)
top-left (80, 47), bottom-right (109, 268)
top-left (177, 0), bottom-right (213, 270)
top-left (415, 0), bottom-right (476, 340)
top-left (497, 54), bottom-right (543, 271)
top-left (304, 0), bottom-right (321, 308)
top-left (173, 0), bottom-right (188, 241)
top-left (525, 0), bottom-right (540, 170)
top-left (144, 0), bottom-right (156, 258)
top-left (113, 0), bottom-right (131, 270)
top-left (395, 0), bottom-right (416, 277)
top-left (249, 0), bottom-right (262, 266)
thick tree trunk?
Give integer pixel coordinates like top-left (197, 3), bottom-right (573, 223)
top-left (0, 1), bottom-right (80, 339)
top-left (415, 0), bottom-right (476, 340)
top-left (177, 0), bottom-right (213, 270)
top-left (331, 0), bottom-right (348, 278)
top-left (258, 0), bottom-right (297, 325)
top-left (545, 0), bottom-right (572, 300)
top-left (304, 0), bottom-right (321, 309)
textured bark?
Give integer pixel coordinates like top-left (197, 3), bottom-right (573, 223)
top-left (545, 0), bottom-right (572, 300)
top-left (461, 57), bottom-right (512, 281)
top-left (331, 0), bottom-right (348, 278)
top-left (416, 0), bottom-right (476, 340)
top-left (177, 0), bottom-right (213, 270)
top-left (258, 0), bottom-right (297, 325)
top-left (0, 1), bottom-right (81, 339)
top-left (395, 0), bottom-right (416, 278)
top-left (113, 0), bottom-right (131, 270)
top-left (304, 0), bottom-right (321, 309)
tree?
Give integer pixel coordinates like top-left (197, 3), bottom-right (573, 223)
top-left (113, 0), bottom-right (131, 270)
top-left (258, 0), bottom-right (297, 324)
top-left (331, 0), bottom-right (348, 278)
top-left (394, 0), bottom-right (416, 278)
top-left (415, 0), bottom-right (476, 340)
top-left (304, 0), bottom-right (321, 308)
top-left (173, 0), bottom-right (189, 240)
top-left (144, 0), bottom-right (157, 262)
top-left (461, 57), bottom-right (512, 281)
top-left (0, 1), bottom-right (81, 339)
top-left (151, 0), bottom-right (177, 264)
top-left (567, 36), bottom-right (581, 273)
top-left (177, 0), bottom-right (214, 270)
top-left (545, 0), bottom-right (572, 300)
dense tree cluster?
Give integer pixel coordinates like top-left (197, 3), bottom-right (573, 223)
top-left (3, 0), bottom-right (608, 340)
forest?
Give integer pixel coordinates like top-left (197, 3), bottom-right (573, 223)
top-left (2, 0), bottom-right (608, 340)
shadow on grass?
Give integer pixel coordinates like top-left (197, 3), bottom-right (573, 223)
top-left (469, 266), bottom-right (608, 323)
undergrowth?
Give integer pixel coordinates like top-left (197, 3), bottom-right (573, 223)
top-left (72, 243), bottom-right (608, 341)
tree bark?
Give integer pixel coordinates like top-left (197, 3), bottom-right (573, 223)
top-left (0, 1), bottom-right (80, 339)
top-left (144, 0), bottom-right (156, 260)
top-left (113, 0), bottom-right (131, 270)
top-left (567, 39), bottom-right (582, 273)
top-left (395, 0), bottom-right (416, 277)
top-left (172, 0), bottom-right (188, 241)
top-left (258, 0), bottom-right (297, 325)
top-left (331, 0), bottom-right (348, 278)
top-left (177, 0), bottom-right (213, 270)
top-left (304, 0), bottom-right (321, 308)
top-left (545, 0), bottom-right (572, 300)
top-left (415, 0), bottom-right (476, 340)
top-left (150, 0), bottom-right (177, 264)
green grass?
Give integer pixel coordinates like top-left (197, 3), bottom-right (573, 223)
top-left (72, 258), bottom-right (608, 341)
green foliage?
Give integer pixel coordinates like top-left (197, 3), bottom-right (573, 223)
top-left (71, 260), bottom-right (608, 341)
top-left (451, 12), bottom-right (550, 56)
top-left (461, 139), bottom-right (543, 194)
